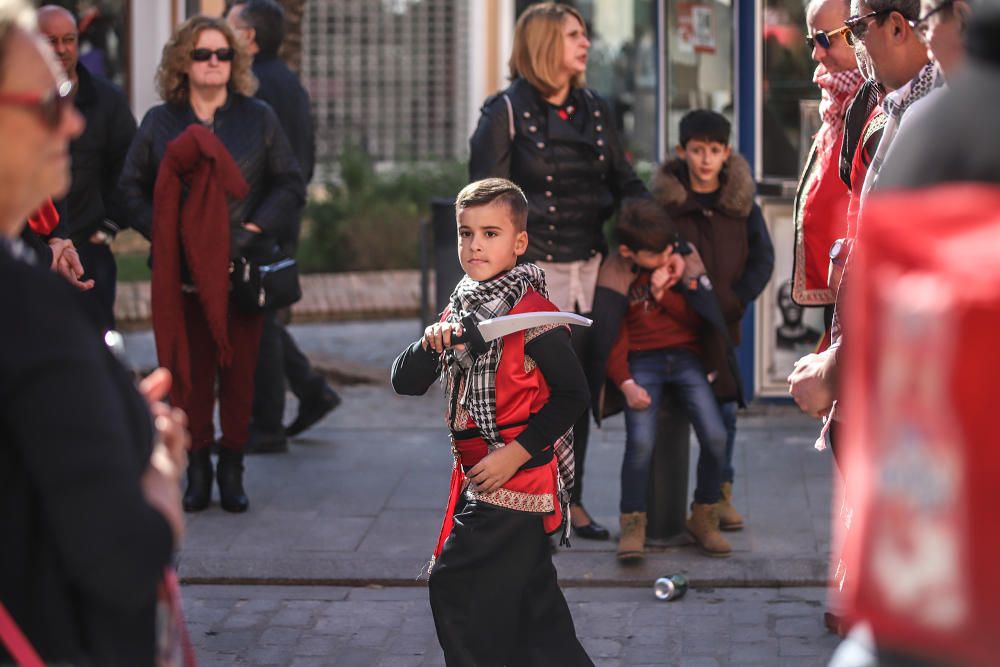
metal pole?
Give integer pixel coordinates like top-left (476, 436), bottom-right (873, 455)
top-left (646, 390), bottom-right (691, 542)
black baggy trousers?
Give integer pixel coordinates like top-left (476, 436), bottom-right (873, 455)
top-left (428, 500), bottom-right (595, 667)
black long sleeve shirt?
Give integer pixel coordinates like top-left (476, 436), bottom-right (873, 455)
top-left (391, 327), bottom-right (588, 459)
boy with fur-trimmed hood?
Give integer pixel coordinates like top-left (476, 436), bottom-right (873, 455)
top-left (651, 109), bottom-right (774, 535)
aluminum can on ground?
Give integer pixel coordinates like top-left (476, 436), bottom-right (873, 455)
top-left (653, 574), bottom-right (688, 601)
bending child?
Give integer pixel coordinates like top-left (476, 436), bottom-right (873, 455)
top-left (391, 178), bottom-right (595, 667)
top-left (606, 198), bottom-right (733, 559)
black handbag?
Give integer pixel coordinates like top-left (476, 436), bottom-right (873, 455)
top-left (230, 251), bottom-right (302, 312)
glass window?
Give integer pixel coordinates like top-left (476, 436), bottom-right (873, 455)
top-left (761, 0), bottom-right (819, 180)
top-left (663, 0), bottom-right (735, 154)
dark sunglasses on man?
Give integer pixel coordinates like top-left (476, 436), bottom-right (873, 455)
top-left (844, 8), bottom-right (893, 45)
top-left (190, 47), bottom-right (235, 62)
top-left (806, 24), bottom-right (852, 50)
top-left (908, 0), bottom-right (955, 38)
top-left (0, 79), bottom-right (74, 130)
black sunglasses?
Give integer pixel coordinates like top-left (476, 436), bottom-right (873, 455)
top-left (844, 8), bottom-right (892, 46)
top-left (0, 80), bottom-right (75, 129)
top-left (190, 47), bottom-right (235, 62)
top-left (806, 24), bottom-right (852, 50)
top-left (909, 0), bottom-right (955, 37)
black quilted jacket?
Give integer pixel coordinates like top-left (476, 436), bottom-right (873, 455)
top-left (118, 93), bottom-right (304, 258)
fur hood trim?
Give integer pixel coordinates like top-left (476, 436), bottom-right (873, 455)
top-left (652, 152), bottom-right (756, 219)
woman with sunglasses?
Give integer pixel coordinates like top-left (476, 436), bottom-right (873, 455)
top-left (119, 15), bottom-right (304, 515)
top-left (791, 0), bottom-right (866, 312)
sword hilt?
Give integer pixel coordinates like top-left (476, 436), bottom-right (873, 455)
top-left (448, 314), bottom-right (487, 354)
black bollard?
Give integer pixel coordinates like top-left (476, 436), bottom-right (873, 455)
top-left (645, 390), bottom-right (691, 543)
top-left (430, 197), bottom-right (463, 318)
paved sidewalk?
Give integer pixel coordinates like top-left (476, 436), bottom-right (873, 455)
top-left (183, 585), bottom-right (839, 667)
top-left (125, 319), bottom-right (837, 589)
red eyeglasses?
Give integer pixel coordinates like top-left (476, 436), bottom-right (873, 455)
top-left (0, 80), bottom-right (75, 129)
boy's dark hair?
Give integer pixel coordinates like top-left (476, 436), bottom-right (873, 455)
top-left (234, 0), bottom-right (285, 58)
top-left (679, 109), bottom-right (731, 147)
top-left (455, 178), bottom-right (529, 232)
top-left (615, 198), bottom-right (678, 253)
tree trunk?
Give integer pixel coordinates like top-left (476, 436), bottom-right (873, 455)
top-left (277, 0), bottom-right (305, 75)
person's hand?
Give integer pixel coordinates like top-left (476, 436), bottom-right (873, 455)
top-left (48, 239), bottom-right (95, 291)
top-left (787, 348), bottom-right (838, 418)
top-left (242, 222), bottom-right (263, 233)
top-left (139, 369), bottom-right (189, 547)
top-left (650, 253), bottom-right (684, 299)
top-left (621, 380), bottom-right (651, 410)
top-left (140, 368), bottom-right (190, 472)
top-left (422, 321), bottom-right (466, 353)
top-left (466, 441), bottom-right (532, 493)
top-left (681, 243), bottom-right (706, 282)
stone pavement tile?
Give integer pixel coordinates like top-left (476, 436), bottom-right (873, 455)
top-left (355, 509), bottom-right (442, 557)
top-left (680, 657), bottom-right (721, 667)
top-left (347, 585), bottom-right (428, 601)
top-left (730, 639), bottom-right (780, 664)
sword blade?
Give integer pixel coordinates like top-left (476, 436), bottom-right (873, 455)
top-left (477, 311), bottom-right (592, 342)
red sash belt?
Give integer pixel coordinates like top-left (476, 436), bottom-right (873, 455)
top-left (431, 425), bottom-right (563, 567)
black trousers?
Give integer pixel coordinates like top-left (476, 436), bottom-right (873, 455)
top-left (77, 240), bottom-right (117, 332)
top-left (429, 501), bottom-right (594, 667)
top-left (569, 317), bottom-right (591, 506)
top-left (252, 310), bottom-right (328, 432)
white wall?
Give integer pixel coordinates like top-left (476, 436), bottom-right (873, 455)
top-left (130, 0), bottom-right (184, 121)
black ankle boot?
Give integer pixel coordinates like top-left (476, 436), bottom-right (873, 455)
top-left (217, 448), bottom-right (249, 513)
top-left (183, 448), bottom-right (213, 512)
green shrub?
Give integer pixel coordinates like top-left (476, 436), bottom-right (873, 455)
top-left (297, 147), bottom-right (468, 273)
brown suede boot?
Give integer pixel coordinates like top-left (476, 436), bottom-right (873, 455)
top-left (617, 512), bottom-right (647, 562)
top-left (719, 482), bottom-right (744, 531)
top-left (686, 503), bottom-right (731, 557)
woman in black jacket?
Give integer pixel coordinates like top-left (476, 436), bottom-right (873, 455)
top-left (119, 15), bottom-right (304, 514)
top-left (469, 2), bottom-right (647, 540)
top-left (1, 5), bottom-right (186, 663)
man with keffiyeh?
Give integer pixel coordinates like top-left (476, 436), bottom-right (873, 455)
top-left (792, 0), bottom-right (866, 318)
top-left (391, 178), bottom-right (594, 667)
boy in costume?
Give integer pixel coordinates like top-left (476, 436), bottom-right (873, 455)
top-left (391, 178), bottom-right (594, 667)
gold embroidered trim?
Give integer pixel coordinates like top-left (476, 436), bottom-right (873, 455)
top-left (863, 113), bottom-right (888, 148)
top-left (524, 355), bottom-right (537, 373)
top-left (465, 486), bottom-right (555, 514)
top-left (525, 323), bottom-right (564, 343)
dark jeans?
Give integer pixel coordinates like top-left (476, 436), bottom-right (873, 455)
top-left (621, 348), bottom-right (727, 511)
top-left (719, 399), bottom-right (738, 484)
top-left (428, 501), bottom-right (595, 667)
top-left (252, 310), bottom-right (328, 432)
top-left (174, 294), bottom-right (263, 452)
top-left (77, 240), bottom-right (117, 332)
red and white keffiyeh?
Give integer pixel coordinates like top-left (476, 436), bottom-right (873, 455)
top-left (814, 64), bottom-right (866, 157)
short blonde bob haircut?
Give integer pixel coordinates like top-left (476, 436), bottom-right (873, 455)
top-left (508, 2), bottom-right (587, 98)
top-left (155, 15), bottom-right (256, 106)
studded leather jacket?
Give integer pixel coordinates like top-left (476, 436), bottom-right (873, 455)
top-left (469, 78), bottom-right (648, 263)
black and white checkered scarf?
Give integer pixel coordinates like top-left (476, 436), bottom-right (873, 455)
top-left (441, 263), bottom-right (576, 498)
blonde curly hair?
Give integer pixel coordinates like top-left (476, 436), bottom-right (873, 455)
top-left (155, 15), bottom-right (256, 106)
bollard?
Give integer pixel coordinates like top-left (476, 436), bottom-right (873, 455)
top-left (430, 197), bottom-right (463, 318)
top-left (645, 390), bottom-right (691, 542)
